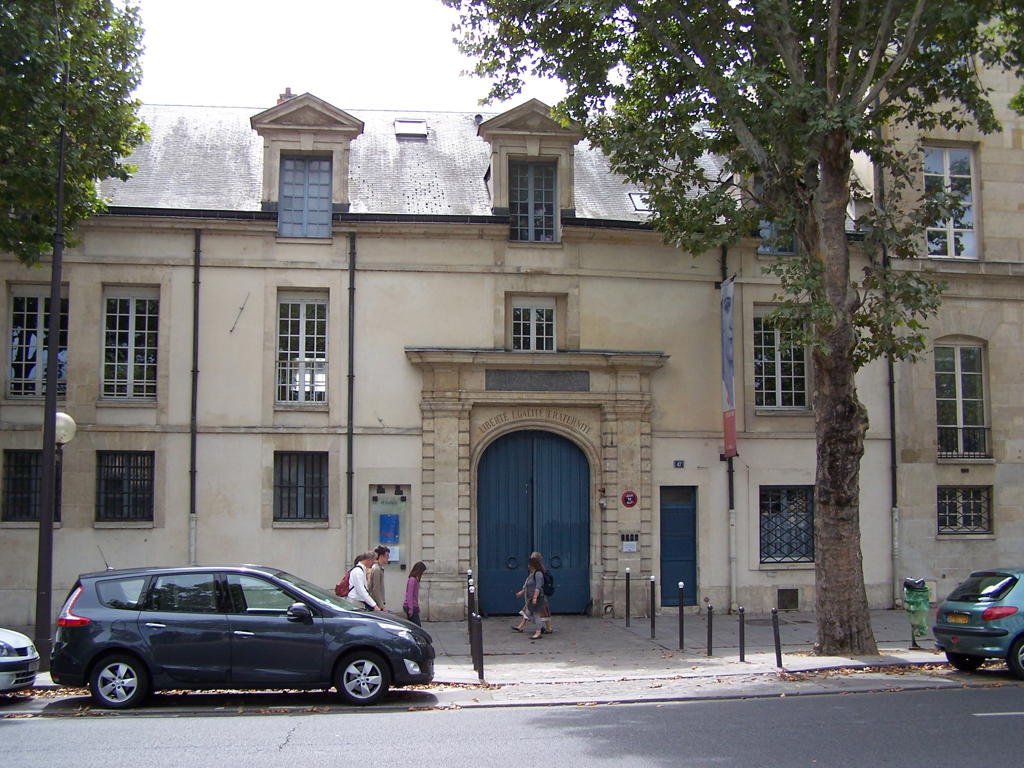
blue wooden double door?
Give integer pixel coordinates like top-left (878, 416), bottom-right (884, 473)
top-left (477, 430), bottom-right (590, 615)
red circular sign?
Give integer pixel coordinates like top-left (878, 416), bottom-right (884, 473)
top-left (621, 490), bottom-right (638, 507)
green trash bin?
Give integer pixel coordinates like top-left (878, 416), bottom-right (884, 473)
top-left (903, 578), bottom-right (931, 646)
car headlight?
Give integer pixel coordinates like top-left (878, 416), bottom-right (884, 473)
top-left (0, 642), bottom-right (12, 657)
top-left (375, 622), bottom-right (415, 642)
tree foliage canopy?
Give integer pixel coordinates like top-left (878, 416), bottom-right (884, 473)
top-left (1, 0), bottom-right (146, 264)
top-left (445, 0), bottom-right (1023, 366)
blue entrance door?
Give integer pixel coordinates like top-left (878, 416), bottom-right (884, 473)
top-left (660, 486), bottom-right (697, 606)
top-left (477, 430), bottom-right (590, 615)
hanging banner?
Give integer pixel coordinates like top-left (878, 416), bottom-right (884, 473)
top-left (721, 276), bottom-right (738, 458)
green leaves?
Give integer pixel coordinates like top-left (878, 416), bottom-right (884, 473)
top-left (445, 0), bottom-right (1023, 370)
top-left (0, 1), bottom-right (147, 264)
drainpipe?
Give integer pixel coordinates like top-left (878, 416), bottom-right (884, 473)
top-left (721, 245), bottom-right (738, 613)
top-left (874, 118), bottom-right (901, 608)
top-left (189, 228), bottom-right (201, 564)
top-left (346, 232), bottom-right (357, 567)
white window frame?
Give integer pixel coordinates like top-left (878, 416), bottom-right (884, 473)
top-left (276, 294), bottom-right (328, 404)
top-left (8, 285), bottom-right (68, 398)
top-left (923, 145), bottom-right (977, 259)
top-left (509, 161), bottom-right (558, 242)
top-left (753, 313), bottom-right (808, 409)
top-left (934, 343), bottom-right (988, 458)
top-left (511, 297), bottom-right (556, 352)
top-left (102, 287), bottom-right (159, 400)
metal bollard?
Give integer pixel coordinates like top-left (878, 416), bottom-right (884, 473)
top-left (706, 604), bottom-right (714, 656)
top-left (470, 612), bottom-right (485, 680)
top-left (678, 582), bottom-right (685, 651)
top-left (738, 606), bottom-right (746, 662)
top-left (771, 607), bottom-right (783, 668)
top-left (650, 576), bottom-right (657, 639)
top-left (467, 581), bottom-right (475, 636)
top-left (625, 568), bottom-right (631, 627)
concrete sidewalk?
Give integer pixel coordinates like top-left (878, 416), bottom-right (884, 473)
top-left (429, 608), bottom-right (942, 685)
top-left (16, 609), bottom-right (1008, 714)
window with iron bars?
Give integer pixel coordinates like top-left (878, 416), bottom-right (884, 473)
top-left (759, 485), bottom-right (814, 563)
top-left (96, 451), bottom-right (154, 522)
top-left (8, 291), bottom-right (68, 398)
top-left (277, 297), bottom-right (328, 403)
top-left (934, 344), bottom-right (989, 458)
top-left (2, 450), bottom-right (61, 522)
top-left (937, 486), bottom-right (992, 534)
top-left (274, 452), bottom-right (328, 521)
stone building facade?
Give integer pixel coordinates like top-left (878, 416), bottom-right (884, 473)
top-left (0, 76), bottom-right (1020, 629)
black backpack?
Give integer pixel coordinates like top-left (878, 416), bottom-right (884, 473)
top-left (542, 570), bottom-right (555, 596)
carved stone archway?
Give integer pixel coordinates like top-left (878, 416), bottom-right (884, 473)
top-left (405, 348), bottom-right (667, 619)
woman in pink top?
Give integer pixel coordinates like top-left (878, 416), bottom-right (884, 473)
top-left (403, 561), bottom-right (427, 626)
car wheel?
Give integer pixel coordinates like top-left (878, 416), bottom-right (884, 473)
top-left (945, 651), bottom-right (984, 673)
top-left (335, 651), bottom-right (390, 705)
top-left (89, 654), bottom-right (150, 709)
top-left (1008, 636), bottom-right (1024, 680)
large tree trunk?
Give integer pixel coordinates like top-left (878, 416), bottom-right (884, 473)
top-left (809, 134), bottom-right (880, 656)
top-left (811, 332), bottom-right (878, 655)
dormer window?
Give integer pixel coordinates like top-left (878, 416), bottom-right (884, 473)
top-left (250, 92), bottom-right (364, 240)
top-left (510, 162), bottom-right (556, 242)
top-left (279, 156), bottom-right (332, 238)
top-left (476, 99), bottom-right (583, 246)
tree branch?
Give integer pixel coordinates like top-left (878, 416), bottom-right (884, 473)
top-left (624, 1), bottom-right (772, 173)
top-left (857, 0), bottom-right (928, 112)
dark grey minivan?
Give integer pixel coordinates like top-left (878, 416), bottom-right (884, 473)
top-left (50, 565), bottom-right (434, 708)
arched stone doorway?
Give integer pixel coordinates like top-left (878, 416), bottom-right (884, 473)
top-left (476, 429), bottom-right (590, 614)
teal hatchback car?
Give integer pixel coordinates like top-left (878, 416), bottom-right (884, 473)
top-left (933, 568), bottom-right (1024, 677)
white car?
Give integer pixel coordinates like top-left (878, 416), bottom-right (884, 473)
top-left (0, 628), bottom-right (39, 694)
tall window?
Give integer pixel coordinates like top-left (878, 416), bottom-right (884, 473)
top-left (102, 290), bottom-right (159, 399)
top-left (2, 450), bottom-right (60, 522)
top-left (934, 344), bottom-right (988, 458)
top-left (96, 451), bottom-right (154, 522)
top-left (509, 162), bottom-right (556, 242)
top-left (759, 486), bottom-right (814, 563)
top-left (937, 486), bottom-right (992, 534)
top-left (924, 146), bottom-right (976, 259)
top-left (753, 315), bottom-right (807, 408)
top-left (8, 288), bottom-right (68, 398)
top-left (274, 452), bottom-right (328, 521)
top-left (279, 156), bottom-right (332, 238)
top-left (511, 297), bottom-right (555, 352)
top-left (277, 295), bottom-right (328, 403)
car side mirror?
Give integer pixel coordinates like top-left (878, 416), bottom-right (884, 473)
top-left (286, 602), bottom-right (313, 622)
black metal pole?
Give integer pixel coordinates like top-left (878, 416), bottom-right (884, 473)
top-left (678, 582), bottom-right (685, 651)
top-left (625, 568), bottom-right (631, 627)
top-left (35, 59), bottom-right (70, 670)
top-left (472, 613), bottom-right (485, 681)
top-left (738, 606), bottom-right (746, 662)
top-left (649, 576), bottom-right (656, 639)
top-left (706, 604), bottom-right (714, 656)
top-left (467, 583), bottom-right (475, 637)
top-left (772, 607), bottom-right (783, 668)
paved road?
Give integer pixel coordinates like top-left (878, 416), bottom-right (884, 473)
top-left (3, 687), bottom-right (1023, 768)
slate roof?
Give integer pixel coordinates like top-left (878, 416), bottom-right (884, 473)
top-left (100, 104), bottom-right (675, 223)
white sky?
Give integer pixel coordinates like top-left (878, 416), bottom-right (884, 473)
top-left (132, 0), bottom-right (567, 112)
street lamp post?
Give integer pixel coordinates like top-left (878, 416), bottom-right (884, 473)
top-left (34, 409), bottom-right (75, 670)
